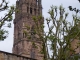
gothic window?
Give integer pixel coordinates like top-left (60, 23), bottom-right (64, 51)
top-left (23, 33), bottom-right (26, 38)
top-left (36, 0), bottom-right (38, 5)
top-left (23, 31), bottom-right (27, 38)
top-left (34, 8), bottom-right (36, 15)
top-left (27, 7), bottom-right (29, 13)
top-left (36, 0), bottom-right (38, 3)
top-left (23, 33), bottom-right (25, 38)
top-left (31, 26), bottom-right (36, 35)
top-left (30, 8), bottom-right (32, 14)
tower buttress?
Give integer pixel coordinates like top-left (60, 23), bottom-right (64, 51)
top-left (13, 0), bottom-right (44, 60)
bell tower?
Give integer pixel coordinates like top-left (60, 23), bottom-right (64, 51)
top-left (13, 0), bottom-right (44, 60)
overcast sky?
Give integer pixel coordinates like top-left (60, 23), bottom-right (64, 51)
top-left (0, 0), bottom-right (80, 53)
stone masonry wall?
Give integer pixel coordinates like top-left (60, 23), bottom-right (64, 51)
top-left (0, 51), bottom-right (36, 60)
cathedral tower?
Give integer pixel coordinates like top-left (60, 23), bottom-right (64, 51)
top-left (13, 0), bottom-right (44, 60)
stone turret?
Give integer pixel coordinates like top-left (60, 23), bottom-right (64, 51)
top-left (13, 0), bottom-right (44, 60)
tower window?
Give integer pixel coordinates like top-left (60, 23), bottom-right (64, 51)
top-left (23, 30), bottom-right (27, 38)
top-left (23, 32), bottom-right (27, 38)
top-left (36, 0), bottom-right (38, 5)
top-left (31, 26), bottom-right (36, 35)
top-left (36, 0), bottom-right (37, 3)
top-left (38, 9), bottom-right (40, 15)
top-left (34, 9), bottom-right (36, 15)
top-left (30, 8), bottom-right (32, 14)
top-left (23, 33), bottom-right (25, 38)
top-left (27, 7), bottom-right (29, 13)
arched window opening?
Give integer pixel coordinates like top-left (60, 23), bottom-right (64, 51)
top-left (30, 8), bottom-right (32, 14)
top-left (27, 7), bottom-right (29, 13)
top-left (23, 33), bottom-right (25, 38)
top-left (31, 26), bottom-right (36, 35)
top-left (23, 32), bottom-right (27, 38)
top-left (34, 9), bottom-right (36, 15)
top-left (36, 0), bottom-right (38, 5)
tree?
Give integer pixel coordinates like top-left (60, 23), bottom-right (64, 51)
top-left (32, 5), bottom-right (80, 60)
top-left (0, 0), bottom-right (15, 41)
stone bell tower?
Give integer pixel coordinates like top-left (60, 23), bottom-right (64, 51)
top-left (13, 0), bottom-right (44, 60)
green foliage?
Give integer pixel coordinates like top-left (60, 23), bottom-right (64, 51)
top-left (0, 0), bottom-right (15, 41)
top-left (0, 29), bottom-right (8, 40)
top-left (32, 5), bottom-right (80, 60)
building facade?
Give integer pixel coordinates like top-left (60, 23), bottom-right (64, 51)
top-left (13, 0), bottom-right (44, 60)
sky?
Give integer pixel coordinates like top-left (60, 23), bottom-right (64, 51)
top-left (0, 0), bottom-right (80, 53)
